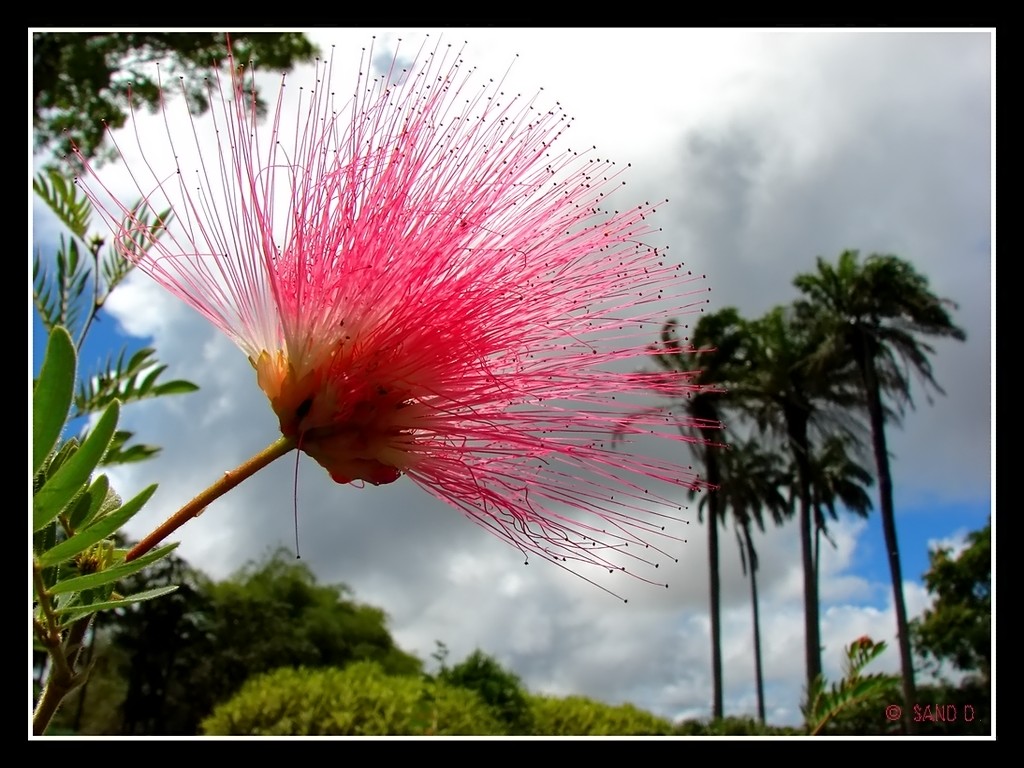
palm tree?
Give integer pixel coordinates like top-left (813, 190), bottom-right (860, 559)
top-left (805, 434), bottom-right (874, 591)
top-left (714, 437), bottom-right (788, 723)
top-left (793, 250), bottom-right (966, 726)
top-left (730, 305), bottom-right (862, 695)
top-left (649, 308), bottom-right (745, 720)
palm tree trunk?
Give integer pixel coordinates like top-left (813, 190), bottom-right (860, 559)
top-left (743, 523), bottom-right (766, 723)
top-left (708, 493), bottom-right (724, 720)
top-left (861, 351), bottom-right (918, 733)
top-left (788, 414), bottom-right (822, 694)
top-left (814, 513), bottom-right (821, 595)
top-left (799, 487), bottom-right (820, 690)
top-left (706, 449), bottom-right (724, 720)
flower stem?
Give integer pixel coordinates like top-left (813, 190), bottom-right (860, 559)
top-left (32, 615), bottom-right (91, 735)
top-left (125, 435), bottom-right (297, 562)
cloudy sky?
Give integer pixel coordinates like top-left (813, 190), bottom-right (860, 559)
top-left (31, 29), bottom-right (992, 729)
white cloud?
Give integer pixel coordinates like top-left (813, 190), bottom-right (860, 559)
top-left (927, 529), bottom-right (973, 560)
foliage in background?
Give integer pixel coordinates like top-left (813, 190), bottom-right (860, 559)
top-left (203, 665), bottom-right (677, 736)
top-left (437, 649), bottom-right (533, 734)
top-left (201, 551), bottom-right (422, 689)
top-left (673, 717), bottom-right (802, 736)
top-left (912, 520), bottom-right (991, 686)
top-left (527, 694), bottom-right (674, 735)
top-left (201, 663), bottom-right (503, 736)
top-left (802, 636), bottom-right (900, 735)
top-left (44, 526), bottom-right (991, 736)
top-left (46, 550), bottom-right (422, 735)
top-left (32, 32), bottom-right (318, 168)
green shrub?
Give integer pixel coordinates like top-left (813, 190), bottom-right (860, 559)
top-left (201, 662), bottom-right (503, 735)
top-left (440, 650), bottom-right (533, 734)
top-left (527, 694), bottom-right (674, 735)
top-left (673, 716), bottom-right (802, 736)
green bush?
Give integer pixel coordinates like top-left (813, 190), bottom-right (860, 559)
top-left (440, 650), bottom-right (533, 734)
top-left (673, 716), bottom-right (803, 736)
top-left (201, 662), bottom-right (503, 735)
top-left (527, 694), bottom-right (674, 735)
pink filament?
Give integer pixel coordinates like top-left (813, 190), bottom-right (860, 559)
top-left (73, 37), bottom-right (721, 593)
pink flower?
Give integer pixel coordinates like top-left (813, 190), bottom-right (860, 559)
top-left (74, 38), bottom-right (714, 588)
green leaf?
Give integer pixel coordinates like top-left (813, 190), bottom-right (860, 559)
top-left (34, 521), bottom-right (59, 592)
top-left (153, 380), bottom-right (201, 396)
top-left (52, 578), bottom-right (117, 616)
top-left (38, 483), bottom-right (156, 567)
top-left (99, 436), bottom-right (161, 466)
top-left (138, 364), bottom-right (168, 395)
top-left (43, 437), bottom-right (80, 480)
top-left (34, 235), bottom-right (91, 338)
top-left (66, 475), bottom-right (116, 531)
top-left (127, 347), bottom-right (155, 372)
top-left (33, 326), bottom-right (76, 475)
top-left (99, 203), bottom-right (173, 295)
top-left (48, 543), bottom-right (179, 595)
top-left (65, 474), bottom-right (105, 531)
top-left (75, 345), bottom-right (198, 417)
top-left (54, 585), bottom-right (179, 623)
top-left (33, 401), bottom-right (119, 531)
top-left (33, 169), bottom-right (91, 240)
top-left (33, 250), bottom-right (58, 334)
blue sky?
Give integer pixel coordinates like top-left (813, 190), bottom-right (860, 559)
top-left (862, 501), bottom-right (990, 597)
top-left (31, 28), bottom-right (993, 729)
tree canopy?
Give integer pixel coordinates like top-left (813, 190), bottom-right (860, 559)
top-left (793, 249), bottom-right (968, 731)
top-left (439, 649), bottom-right (533, 734)
top-left (912, 520), bottom-right (991, 684)
top-left (32, 32), bottom-right (318, 168)
top-left (52, 547), bottom-right (420, 734)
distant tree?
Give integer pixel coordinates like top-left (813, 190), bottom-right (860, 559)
top-left (439, 650), bottom-right (533, 734)
top-left (912, 520), bottom-right (991, 686)
top-left (112, 551), bottom-right (211, 735)
top-left (32, 32), bottom-right (318, 168)
top-left (715, 437), bottom-right (789, 723)
top-left (802, 434), bottom-right (874, 590)
top-left (648, 308), bottom-right (744, 719)
top-left (795, 250), bottom-right (967, 728)
top-left (731, 306), bottom-right (862, 696)
top-left (780, 433), bottom-right (875, 669)
top-left (67, 548), bottom-right (421, 734)
top-left (194, 549), bottom-right (422, 711)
